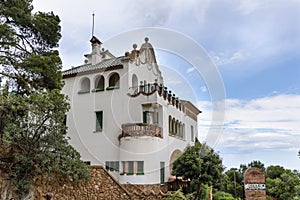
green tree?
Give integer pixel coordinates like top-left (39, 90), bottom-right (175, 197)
top-left (266, 166), bottom-right (300, 200)
top-left (0, 0), bottom-right (89, 198)
top-left (172, 141), bottom-right (224, 200)
top-left (221, 168), bottom-right (244, 199)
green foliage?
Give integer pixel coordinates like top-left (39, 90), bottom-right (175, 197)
top-left (213, 191), bottom-right (234, 200)
top-left (172, 141), bottom-right (224, 199)
top-left (0, 0), bottom-right (90, 198)
top-left (164, 189), bottom-right (187, 200)
top-left (266, 167), bottom-right (300, 200)
top-left (220, 168), bottom-right (243, 199)
top-left (0, 0), bottom-right (62, 94)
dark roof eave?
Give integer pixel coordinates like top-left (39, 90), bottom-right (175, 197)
top-left (62, 64), bottom-right (124, 79)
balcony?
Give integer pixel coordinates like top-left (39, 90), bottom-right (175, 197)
top-left (119, 123), bottom-right (162, 139)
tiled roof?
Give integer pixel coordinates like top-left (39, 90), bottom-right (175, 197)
top-left (63, 56), bottom-right (127, 76)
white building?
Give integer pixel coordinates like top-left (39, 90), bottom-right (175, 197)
top-left (62, 36), bottom-right (201, 185)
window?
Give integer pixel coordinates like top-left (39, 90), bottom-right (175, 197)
top-left (93, 75), bottom-right (105, 92)
top-left (78, 77), bottom-right (90, 94)
top-left (95, 111), bottom-right (103, 132)
top-left (105, 161), bottom-right (119, 171)
top-left (143, 111), bottom-right (153, 124)
top-left (107, 72), bottom-right (120, 90)
top-left (84, 161), bottom-right (91, 165)
top-left (160, 162), bottom-right (165, 185)
top-left (191, 125), bottom-right (194, 142)
top-left (172, 118), bottom-right (175, 135)
top-left (121, 161), bottom-right (144, 175)
top-left (169, 116), bottom-right (172, 133)
top-left (128, 161), bottom-right (134, 175)
top-left (132, 74), bottom-right (138, 88)
top-left (137, 161), bottom-right (144, 175)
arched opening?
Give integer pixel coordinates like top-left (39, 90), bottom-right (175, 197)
top-left (132, 74), bottom-right (138, 88)
top-left (107, 72), bottom-right (120, 90)
top-left (172, 118), bottom-right (176, 135)
top-left (169, 115), bottom-right (172, 134)
top-left (94, 75), bottom-right (105, 92)
top-left (169, 149), bottom-right (182, 176)
top-left (79, 77), bottom-right (90, 94)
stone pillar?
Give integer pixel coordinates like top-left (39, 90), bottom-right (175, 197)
top-left (244, 168), bottom-right (266, 200)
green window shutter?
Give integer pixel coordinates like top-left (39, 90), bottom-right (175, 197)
top-left (160, 162), bottom-right (165, 184)
top-left (128, 161), bottom-right (134, 174)
top-left (105, 161), bottom-right (109, 170)
top-left (96, 111), bottom-right (103, 131)
top-left (143, 111), bottom-right (148, 123)
top-left (115, 161), bottom-right (119, 171)
top-left (137, 161), bottom-right (144, 174)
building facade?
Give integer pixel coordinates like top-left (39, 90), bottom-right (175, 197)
top-left (62, 36), bottom-right (201, 185)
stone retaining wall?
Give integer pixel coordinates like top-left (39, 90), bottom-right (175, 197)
top-left (0, 166), bottom-right (172, 200)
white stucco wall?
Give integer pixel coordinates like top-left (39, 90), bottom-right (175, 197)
top-left (62, 44), bottom-right (199, 185)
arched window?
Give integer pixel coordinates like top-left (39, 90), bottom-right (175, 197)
top-left (132, 74), bottom-right (138, 88)
top-left (175, 120), bottom-right (179, 135)
top-left (93, 75), bottom-right (105, 92)
top-left (179, 122), bottom-right (182, 138)
top-left (169, 115), bottom-right (172, 134)
top-left (78, 77), bottom-right (90, 94)
top-left (107, 72), bottom-right (120, 90)
top-left (172, 118), bottom-right (175, 135)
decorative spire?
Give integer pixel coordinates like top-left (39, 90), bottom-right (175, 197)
top-left (92, 13), bottom-right (95, 37)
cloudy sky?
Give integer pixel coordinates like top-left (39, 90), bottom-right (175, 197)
top-left (33, 0), bottom-right (300, 170)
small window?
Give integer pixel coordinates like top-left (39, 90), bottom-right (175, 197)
top-left (128, 161), bottom-right (134, 175)
top-left (143, 111), bottom-right (153, 124)
top-left (191, 125), bottom-right (194, 142)
top-left (107, 72), bottom-right (120, 90)
top-left (105, 161), bottom-right (109, 170)
top-left (79, 77), bottom-right (91, 94)
top-left (160, 162), bottom-right (165, 184)
top-left (84, 161), bottom-right (91, 165)
top-left (169, 116), bottom-right (172, 133)
top-left (105, 161), bottom-right (119, 171)
top-left (137, 161), bottom-right (144, 175)
top-left (95, 111), bottom-right (103, 132)
top-left (93, 75), bottom-right (105, 92)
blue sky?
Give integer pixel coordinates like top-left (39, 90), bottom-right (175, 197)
top-left (34, 0), bottom-right (300, 170)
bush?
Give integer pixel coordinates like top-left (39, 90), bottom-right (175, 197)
top-left (213, 191), bottom-right (234, 200)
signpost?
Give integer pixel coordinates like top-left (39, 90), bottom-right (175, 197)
top-left (244, 168), bottom-right (266, 200)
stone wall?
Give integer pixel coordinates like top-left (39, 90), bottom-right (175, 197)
top-left (0, 166), bottom-right (172, 200)
top-left (1, 166), bottom-right (131, 200)
top-left (34, 166), bottom-right (131, 199)
top-left (122, 183), bottom-right (168, 200)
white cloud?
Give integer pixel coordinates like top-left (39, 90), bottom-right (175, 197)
top-left (186, 67), bottom-right (195, 73)
top-left (199, 86), bottom-right (207, 93)
top-left (198, 94), bottom-right (300, 153)
top-left (210, 50), bottom-right (249, 66)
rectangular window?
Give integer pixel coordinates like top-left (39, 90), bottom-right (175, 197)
top-left (115, 161), bottom-right (119, 171)
top-left (105, 161), bottom-right (109, 170)
top-left (143, 111), bottom-right (154, 123)
top-left (137, 161), bottom-right (144, 175)
top-left (95, 111), bottom-right (103, 132)
top-left (160, 162), bottom-right (165, 184)
top-left (105, 161), bottom-right (119, 171)
top-left (122, 161), bottom-right (126, 174)
top-left (128, 161), bottom-right (134, 175)
top-left (191, 125), bottom-right (194, 142)
top-left (84, 161), bottom-right (91, 165)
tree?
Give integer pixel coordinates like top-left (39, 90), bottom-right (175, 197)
top-left (172, 141), bottom-right (224, 200)
top-left (221, 168), bottom-right (244, 199)
top-left (266, 166), bottom-right (300, 200)
top-left (0, 0), bottom-right (89, 199)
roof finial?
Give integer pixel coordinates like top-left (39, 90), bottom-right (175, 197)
top-left (92, 13), bottom-right (95, 37)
